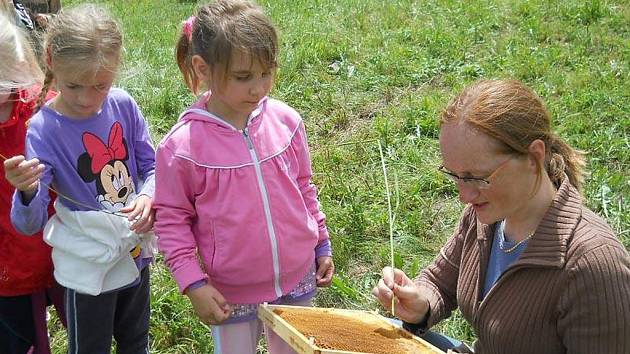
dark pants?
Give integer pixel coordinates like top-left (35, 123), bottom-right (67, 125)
top-left (66, 267), bottom-right (150, 354)
top-left (0, 283), bottom-right (66, 354)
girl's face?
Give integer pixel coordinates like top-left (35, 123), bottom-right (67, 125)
top-left (439, 122), bottom-right (539, 225)
top-left (203, 50), bottom-right (274, 125)
top-left (51, 62), bottom-right (116, 119)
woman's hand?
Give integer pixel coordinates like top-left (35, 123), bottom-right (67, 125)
top-left (372, 266), bottom-right (429, 323)
top-left (316, 256), bottom-right (334, 287)
top-left (3, 155), bottom-right (44, 202)
top-left (120, 194), bottom-right (155, 233)
top-left (186, 284), bottom-right (231, 325)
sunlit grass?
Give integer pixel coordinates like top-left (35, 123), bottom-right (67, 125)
top-left (49, 0), bottom-right (630, 352)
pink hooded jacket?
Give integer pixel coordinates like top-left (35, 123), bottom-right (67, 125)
top-left (154, 94), bottom-right (330, 304)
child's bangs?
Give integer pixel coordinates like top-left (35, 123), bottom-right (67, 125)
top-left (251, 46), bottom-right (277, 71)
top-left (54, 53), bottom-right (119, 82)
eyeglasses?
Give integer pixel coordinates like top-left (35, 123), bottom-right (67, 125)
top-left (438, 158), bottom-right (512, 190)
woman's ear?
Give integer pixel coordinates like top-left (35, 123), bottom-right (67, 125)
top-left (528, 139), bottom-right (546, 169)
top-left (191, 55), bottom-right (211, 83)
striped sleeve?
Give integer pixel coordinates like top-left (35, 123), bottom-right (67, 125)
top-left (557, 243), bottom-right (630, 354)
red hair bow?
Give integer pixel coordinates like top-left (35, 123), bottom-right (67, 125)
top-left (82, 122), bottom-right (127, 174)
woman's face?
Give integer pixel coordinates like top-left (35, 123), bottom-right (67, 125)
top-left (439, 122), bottom-right (538, 225)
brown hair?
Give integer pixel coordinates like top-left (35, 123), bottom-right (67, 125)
top-left (441, 79), bottom-right (586, 190)
top-left (39, 4), bottom-right (122, 106)
top-left (176, 0), bottom-right (278, 95)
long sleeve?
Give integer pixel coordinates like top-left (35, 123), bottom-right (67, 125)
top-left (557, 243), bottom-right (630, 353)
top-left (133, 104), bottom-right (156, 197)
top-left (414, 206), bottom-right (474, 330)
top-left (293, 121), bottom-right (330, 250)
top-left (10, 157), bottom-right (53, 236)
top-left (153, 144), bottom-right (208, 293)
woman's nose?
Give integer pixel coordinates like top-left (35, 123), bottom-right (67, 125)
top-left (458, 182), bottom-right (480, 204)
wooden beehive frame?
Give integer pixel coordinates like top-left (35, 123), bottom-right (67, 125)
top-left (258, 304), bottom-right (445, 354)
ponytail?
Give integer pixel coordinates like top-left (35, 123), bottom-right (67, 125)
top-left (37, 68), bottom-right (54, 109)
top-left (546, 134), bottom-right (586, 191)
top-left (176, 16), bottom-right (200, 95)
top-left (176, 1), bottom-right (279, 96)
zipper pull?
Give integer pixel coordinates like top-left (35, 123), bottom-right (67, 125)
top-left (242, 128), bottom-right (254, 149)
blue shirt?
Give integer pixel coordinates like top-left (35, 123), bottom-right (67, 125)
top-left (482, 220), bottom-right (528, 298)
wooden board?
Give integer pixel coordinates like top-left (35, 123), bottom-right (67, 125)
top-left (258, 304), bottom-right (445, 354)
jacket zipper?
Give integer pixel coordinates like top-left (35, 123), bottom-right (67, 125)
top-left (473, 260), bottom-right (540, 325)
top-left (242, 128), bottom-right (283, 298)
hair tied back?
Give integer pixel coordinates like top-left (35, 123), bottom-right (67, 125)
top-left (183, 16), bottom-right (196, 41)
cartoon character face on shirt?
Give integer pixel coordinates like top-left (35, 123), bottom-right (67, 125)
top-left (77, 121), bottom-right (136, 212)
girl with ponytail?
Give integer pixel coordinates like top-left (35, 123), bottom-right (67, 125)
top-left (154, 1), bottom-right (334, 353)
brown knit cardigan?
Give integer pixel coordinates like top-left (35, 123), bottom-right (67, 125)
top-left (414, 178), bottom-right (630, 353)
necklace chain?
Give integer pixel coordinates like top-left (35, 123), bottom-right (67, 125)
top-left (499, 223), bottom-right (535, 253)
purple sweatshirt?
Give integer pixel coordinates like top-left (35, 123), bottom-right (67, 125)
top-left (11, 88), bottom-right (156, 238)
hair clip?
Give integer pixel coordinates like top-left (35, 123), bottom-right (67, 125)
top-left (183, 16), bottom-right (196, 41)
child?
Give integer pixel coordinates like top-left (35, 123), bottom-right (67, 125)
top-left (4, 5), bottom-right (155, 354)
top-left (154, 1), bottom-right (334, 353)
top-left (0, 12), bottom-right (66, 354)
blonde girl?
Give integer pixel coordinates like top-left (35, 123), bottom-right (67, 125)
top-left (154, 1), bottom-right (334, 353)
top-left (4, 5), bottom-right (156, 354)
top-left (0, 12), bottom-right (66, 354)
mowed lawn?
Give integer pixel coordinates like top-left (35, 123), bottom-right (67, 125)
top-left (49, 0), bottom-right (629, 353)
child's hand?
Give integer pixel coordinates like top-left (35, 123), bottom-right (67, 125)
top-left (120, 195), bottom-right (155, 233)
top-left (3, 155), bottom-right (44, 198)
top-left (186, 284), bottom-right (231, 325)
top-left (316, 256), bottom-right (334, 287)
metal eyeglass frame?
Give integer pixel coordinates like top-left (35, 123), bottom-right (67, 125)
top-left (438, 158), bottom-right (512, 190)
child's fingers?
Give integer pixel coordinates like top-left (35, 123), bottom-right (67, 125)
top-left (10, 167), bottom-right (43, 191)
top-left (15, 158), bottom-right (43, 172)
top-left (119, 204), bottom-right (134, 213)
top-left (205, 299), bottom-right (230, 325)
top-left (321, 270), bottom-right (334, 286)
top-left (132, 215), bottom-right (154, 234)
top-left (3, 155), bottom-right (25, 169)
top-left (16, 174), bottom-right (42, 190)
top-left (8, 161), bottom-right (43, 179)
top-left (129, 206), bottom-right (155, 233)
top-left (139, 204), bottom-right (152, 221)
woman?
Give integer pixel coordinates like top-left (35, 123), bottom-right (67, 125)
top-left (373, 79), bottom-right (630, 354)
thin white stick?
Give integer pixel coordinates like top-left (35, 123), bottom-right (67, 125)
top-left (378, 141), bottom-right (396, 317)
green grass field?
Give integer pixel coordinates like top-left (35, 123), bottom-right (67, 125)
top-left (50, 0), bottom-right (629, 352)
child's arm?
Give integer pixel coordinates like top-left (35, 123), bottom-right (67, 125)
top-left (5, 155), bottom-right (52, 235)
top-left (293, 122), bottom-right (331, 247)
top-left (121, 108), bottom-right (157, 233)
top-left (293, 121), bottom-right (335, 286)
top-left (153, 143), bottom-right (209, 293)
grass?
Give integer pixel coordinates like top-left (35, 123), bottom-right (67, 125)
top-left (48, 0), bottom-right (630, 352)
